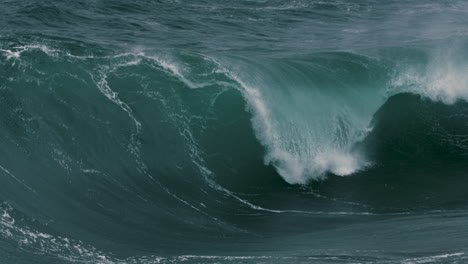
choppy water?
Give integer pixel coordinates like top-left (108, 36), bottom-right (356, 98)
top-left (2, 0), bottom-right (468, 263)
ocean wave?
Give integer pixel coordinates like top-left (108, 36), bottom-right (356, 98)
top-left (2, 36), bottom-right (468, 263)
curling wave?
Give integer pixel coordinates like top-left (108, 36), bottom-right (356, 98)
top-left (2, 35), bottom-right (468, 264)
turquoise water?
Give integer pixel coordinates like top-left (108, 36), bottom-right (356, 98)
top-left (2, 1), bottom-right (468, 263)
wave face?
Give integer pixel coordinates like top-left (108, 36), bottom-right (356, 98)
top-left (216, 53), bottom-right (385, 183)
top-left (2, 0), bottom-right (468, 263)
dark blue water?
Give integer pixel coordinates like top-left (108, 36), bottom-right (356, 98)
top-left (2, 1), bottom-right (468, 263)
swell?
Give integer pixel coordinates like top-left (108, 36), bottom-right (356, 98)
top-left (3, 1), bottom-right (468, 263)
top-left (2, 39), bottom-right (468, 262)
top-left (2, 40), bottom-right (468, 197)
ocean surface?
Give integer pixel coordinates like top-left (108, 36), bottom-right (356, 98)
top-left (1, 0), bottom-right (468, 263)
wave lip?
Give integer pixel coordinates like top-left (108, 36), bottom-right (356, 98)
top-left (215, 54), bottom-right (383, 184)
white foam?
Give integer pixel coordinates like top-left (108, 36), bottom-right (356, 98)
top-left (402, 252), bottom-right (465, 264)
top-left (94, 62), bottom-right (143, 158)
top-left (391, 49), bottom-right (468, 104)
top-left (0, 164), bottom-right (36, 193)
top-left (0, 45), bottom-right (59, 60)
top-left (314, 151), bottom-right (367, 176)
top-left (143, 54), bottom-right (215, 89)
top-left (0, 203), bottom-right (118, 263)
top-left (264, 148), bottom-right (368, 184)
top-left (0, 48), bottom-right (21, 59)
